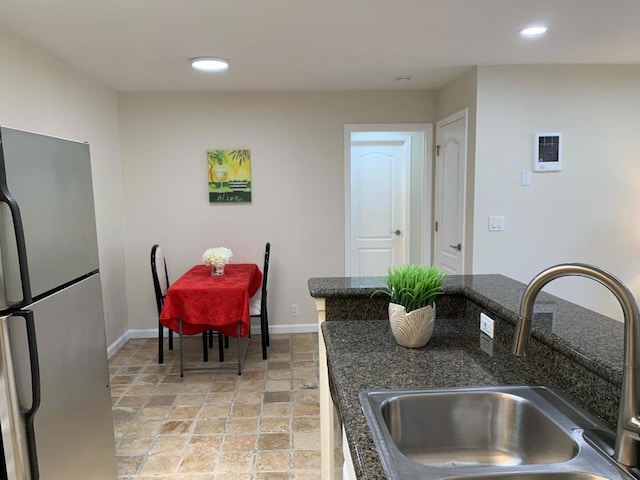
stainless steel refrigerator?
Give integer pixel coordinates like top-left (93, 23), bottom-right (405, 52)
top-left (0, 126), bottom-right (117, 479)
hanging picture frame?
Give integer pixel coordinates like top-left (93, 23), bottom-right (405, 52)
top-left (207, 149), bottom-right (252, 203)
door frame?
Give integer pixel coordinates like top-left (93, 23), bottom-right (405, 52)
top-left (344, 123), bottom-right (433, 275)
top-left (434, 108), bottom-right (468, 274)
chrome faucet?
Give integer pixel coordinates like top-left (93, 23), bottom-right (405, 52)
top-left (512, 263), bottom-right (640, 467)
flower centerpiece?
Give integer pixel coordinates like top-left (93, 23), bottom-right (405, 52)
top-left (377, 264), bottom-right (446, 348)
top-left (202, 247), bottom-right (233, 276)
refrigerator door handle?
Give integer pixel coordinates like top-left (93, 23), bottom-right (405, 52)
top-left (13, 309), bottom-right (40, 480)
top-left (0, 141), bottom-right (32, 303)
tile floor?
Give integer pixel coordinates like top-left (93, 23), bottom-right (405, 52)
top-left (108, 332), bottom-right (320, 479)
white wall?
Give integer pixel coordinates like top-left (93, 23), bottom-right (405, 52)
top-left (118, 91), bottom-right (436, 332)
top-left (0, 26), bottom-right (129, 345)
top-left (474, 65), bottom-right (640, 320)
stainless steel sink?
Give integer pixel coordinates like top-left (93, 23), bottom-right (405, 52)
top-left (447, 474), bottom-right (609, 480)
top-left (381, 389), bottom-right (577, 466)
top-left (359, 386), bottom-right (635, 480)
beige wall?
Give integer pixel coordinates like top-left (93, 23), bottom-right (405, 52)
top-left (473, 65), bottom-right (640, 320)
top-left (0, 27), bottom-right (129, 345)
top-left (118, 91), bottom-right (437, 332)
top-left (436, 67), bottom-right (478, 272)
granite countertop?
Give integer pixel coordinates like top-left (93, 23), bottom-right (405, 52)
top-left (311, 273), bottom-right (631, 479)
top-left (322, 318), bottom-right (612, 480)
top-left (310, 274), bottom-right (626, 376)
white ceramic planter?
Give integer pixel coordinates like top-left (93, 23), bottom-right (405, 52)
top-left (388, 303), bottom-right (435, 348)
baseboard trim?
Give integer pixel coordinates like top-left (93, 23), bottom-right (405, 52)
top-left (109, 323), bottom-right (318, 356)
top-left (108, 330), bottom-right (131, 359)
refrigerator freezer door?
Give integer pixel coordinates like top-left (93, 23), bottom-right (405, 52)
top-left (8, 274), bottom-right (116, 479)
top-left (0, 127), bottom-right (100, 306)
top-left (0, 315), bottom-right (30, 480)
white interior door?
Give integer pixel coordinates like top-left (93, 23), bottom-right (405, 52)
top-left (350, 138), bottom-right (410, 276)
top-left (434, 109), bottom-right (467, 274)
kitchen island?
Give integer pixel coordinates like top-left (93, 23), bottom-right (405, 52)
top-left (309, 274), bottom-right (626, 480)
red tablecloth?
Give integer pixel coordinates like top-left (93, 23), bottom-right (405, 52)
top-left (159, 263), bottom-right (262, 337)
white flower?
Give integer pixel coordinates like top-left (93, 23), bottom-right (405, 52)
top-left (202, 247), bottom-right (233, 266)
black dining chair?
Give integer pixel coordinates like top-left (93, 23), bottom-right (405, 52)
top-left (151, 244), bottom-right (173, 364)
top-left (250, 242), bottom-right (271, 359)
top-left (151, 244), bottom-right (220, 364)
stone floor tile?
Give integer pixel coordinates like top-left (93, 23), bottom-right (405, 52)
top-left (255, 473), bottom-right (293, 480)
top-left (117, 436), bottom-right (155, 456)
top-left (127, 420), bottom-right (163, 437)
top-left (262, 402), bottom-right (292, 417)
top-left (293, 450), bottom-right (321, 469)
top-left (231, 403), bottom-right (261, 417)
top-left (293, 431), bottom-right (321, 451)
top-left (151, 435), bottom-right (190, 455)
top-left (116, 455), bottom-right (144, 476)
top-left (111, 334), bottom-right (320, 479)
top-left (258, 433), bottom-right (291, 450)
top-left (138, 454), bottom-right (181, 476)
top-left (226, 417), bottom-right (258, 433)
top-left (222, 433), bottom-right (257, 452)
top-left (292, 390), bottom-right (318, 404)
top-left (292, 416), bottom-right (320, 432)
top-left (263, 391), bottom-right (292, 403)
top-left (117, 395), bottom-right (148, 408)
top-left (293, 403), bottom-right (320, 416)
top-left (260, 417), bottom-right (290, 433)
top-left (186, 435), bottom-right (223, 453)
top-left (136, 406), bottom-right (171, 421)
top-left (215, 473), bottom-right (252, 480)
top-left (216, 451), bottom-right (254, 472)
top-left (160, 420), bottom-right (193, 435)
top-left (256, 450), bottom-right (291, 471)
top-left (178, 453), bottom-right (215, 474)
top-left (146, 394), bottom-right (177, 406)
top-left (167, 406), bottom-right (201, 420)
top-left (293, 470), bottom-right (322, 480)
top-left (192, 418), bottom-right (227, 435)
top-left (199, 404), bottom-right (232, 418)
top-left (267, 369), bottom-right (293, 380)
top-left (266, 380), bottom-right (293, 391)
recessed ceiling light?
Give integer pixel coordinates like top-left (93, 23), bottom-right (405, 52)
top-left (191, 57), bottom-right (230, 72)
top-left (520, 25), bottom-right (548, 37)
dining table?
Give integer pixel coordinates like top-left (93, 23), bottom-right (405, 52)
top-left (159, 263), bottom-right (263, 338)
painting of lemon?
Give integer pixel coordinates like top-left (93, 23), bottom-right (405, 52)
top-left (207, 149), bottom-right (252, 203)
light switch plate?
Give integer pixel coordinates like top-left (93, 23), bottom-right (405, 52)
top-left (489, 216), bottom-right (505, 231)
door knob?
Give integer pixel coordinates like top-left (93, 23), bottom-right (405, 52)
top-left (391, 230), bottom-right (401, 235)
top-left (449, 243), bottom-right (462, 251)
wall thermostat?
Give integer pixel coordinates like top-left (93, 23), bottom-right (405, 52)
top-left (533, 133), bottom-right (562, 171)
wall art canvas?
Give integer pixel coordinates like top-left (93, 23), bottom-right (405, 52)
top-left (207, 149), bottom-right (252, 203)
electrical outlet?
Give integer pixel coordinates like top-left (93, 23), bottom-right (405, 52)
top-left (480, 313), bottom-right (494, 339)
top-left (291, 304), bottom-right (299, 316)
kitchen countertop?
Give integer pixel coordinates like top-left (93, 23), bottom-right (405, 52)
top-left (311, 273), bottom-right (629, 480)
top-left (310, 274), bottom-right (625, 377)
top-left (322, 318), bottom-right (613, 480)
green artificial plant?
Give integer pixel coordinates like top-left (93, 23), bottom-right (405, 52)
top-left (382, 264), bottom-right (446, 313)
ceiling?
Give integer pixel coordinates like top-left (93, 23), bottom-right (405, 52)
top-left (0, 0), bottom-right (639, 92)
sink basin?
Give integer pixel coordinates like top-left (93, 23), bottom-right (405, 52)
top-left (381, 389), bottom-right (577, 466)
top-left (359, 386), bottom-right (634, 480)
top-left (447, 474), bottom-right (609, 480)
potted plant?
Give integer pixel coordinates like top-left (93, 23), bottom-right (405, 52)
top-left (380, 264), bottom-right (446, 348)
